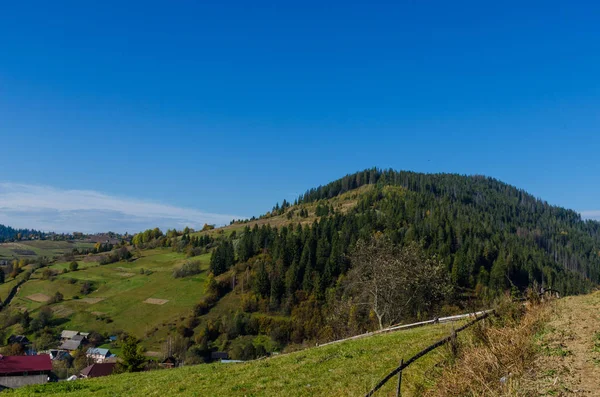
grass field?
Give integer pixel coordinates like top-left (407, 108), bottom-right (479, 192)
top-left (10, 321), bottom-right (459, 397)
top-left (4, 249), bottom-right (212, 349)
top-left (0, 240), bottom-right (95, 260)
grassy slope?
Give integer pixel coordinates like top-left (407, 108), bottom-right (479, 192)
top-left (11, 321), bottom-right (459, 397)
top-left (5, 250), bottom-right (211, 349)
top-left (191, 185), bottom-right (373, 238)
top-left (2, 186), bottom-right (369, 350)
top-left (0, 240), bottom-right (95, 260)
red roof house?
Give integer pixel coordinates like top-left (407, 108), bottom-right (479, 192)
top-left (0, 354), bottom-right (52, 389)
top-left (79, 362), bottom-right (116, 378)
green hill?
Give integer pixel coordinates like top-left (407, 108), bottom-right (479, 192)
top-left (1, 168), bottom-right (600, 373)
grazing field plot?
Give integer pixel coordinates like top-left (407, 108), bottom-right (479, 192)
top-left (0, 240), bottom-right (95, 259)
top-left (15, 278), bottom-right (82, 311)
top-left (25, 293), bottom-right (51, 302)
top-left (143, 298), bottom-right (169, 305)
top-left (0, 278), bottom-right (18, 301)
top-left (79, 297), bottom-right (105, 304)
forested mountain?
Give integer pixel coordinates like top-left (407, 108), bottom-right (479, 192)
top-left (129, 169), bottom-right (599, 360)
top-left (0, 224), bottom-right (43, 242)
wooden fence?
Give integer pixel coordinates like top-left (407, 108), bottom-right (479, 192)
top-left (364, 311), bottom-right (494, 397)
top-left (364, 289), bottom-right (560, 396)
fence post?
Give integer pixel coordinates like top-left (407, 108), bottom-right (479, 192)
top-left (395, 359), bottom-right (403, 397)
top-left (450, 325), bottom-right (457, 357)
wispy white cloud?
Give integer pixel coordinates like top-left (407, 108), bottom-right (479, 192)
top-left (580, 210), bottom-right (600, 221)
top-left (0, 183), bottom-right (243, 234)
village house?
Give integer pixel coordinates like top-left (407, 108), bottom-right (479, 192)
top-left (79, 363), bottom-right (115, 379)
top-left (58, 339), bottom-right (81, 352)
top-left (0, 354), bottom-right (52, 389)
top-left (60, 330), bottom-right (79, 342)
top-left (159, 356), bottom-right (178, 369)
top-left (86, 348), bottom-right (112, 363)
top-left (6, 335), bottom-right (30, 348)
top-left (45, 350), bottom-right (71, 361)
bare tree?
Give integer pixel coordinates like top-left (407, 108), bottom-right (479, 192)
top-left (347, 235), bottom-right (450, 329)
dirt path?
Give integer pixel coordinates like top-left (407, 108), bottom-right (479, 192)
top-left (526, 291), bottom-right (600, 395)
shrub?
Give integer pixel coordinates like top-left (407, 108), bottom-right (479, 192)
top-left (173, 261), bottom-right (203, 278)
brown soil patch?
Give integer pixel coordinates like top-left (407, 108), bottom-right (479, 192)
top-left (143, 298), bottom-right (169, 305)
top-left (117, 272), bottom-right (135, 277)
top-left (91, 311), bottom-right (105, 316)
top-left (523, 292), bottom-right (600, 395)
top-left (26, 293), bottom-right (51, 302)
top-left (80, 297), bottom-right (105, 304)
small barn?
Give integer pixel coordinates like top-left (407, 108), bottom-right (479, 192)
top-left (0, 354), bottom-right (52, 389)
top-left (159, 356), bottom-right (178, 369)
top-left (79, 363), bottom-right (116, 379)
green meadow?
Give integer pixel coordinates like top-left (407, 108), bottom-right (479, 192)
top-left (5, 249), bottom-right (212, 349)
top-left (0, 240), bottom-right (95, 260)
top-left (10, 321), bottom-right (457, 397)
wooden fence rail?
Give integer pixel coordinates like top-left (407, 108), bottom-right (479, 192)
top-left (364, 311), bottom-right (494, 397)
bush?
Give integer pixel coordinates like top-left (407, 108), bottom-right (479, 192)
top-left (173, 261), bottom-right (203, 278)
top-left (69, 261), bottom-right (79, 271)
top-left (49, 291), bottom-right (63, 304)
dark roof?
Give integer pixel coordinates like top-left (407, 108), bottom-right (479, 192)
top-left (161, 356), bottom-right (177, 364)
top-left (59, 340), bottom-right (82, 350)
top-left (7, 335), bottom-right (30, 345)
top-left (71, 335), bottom-right (86, 341)
top-left (0, 355), bottom-right (52, 375)
top-left (210, 352), bottom-right (229, 360)
top-left (80, 363), bottom-right (116, 378)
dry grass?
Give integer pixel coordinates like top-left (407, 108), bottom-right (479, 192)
top-left (25, 293), bottom-right (51, 302)
top-left (425, 297), bottom-right (552, 397)
top-left (79, 297), bottom-right (105, 304)
top-left (519, 290), bottom-right (600, 395)
top-left (143, 298), bottom-right (169, 305)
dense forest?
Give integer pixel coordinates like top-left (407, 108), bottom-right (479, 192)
top-left (129, 169), bottom-right (600, 362)
top-left (0, 224), bottom-right (43, 242)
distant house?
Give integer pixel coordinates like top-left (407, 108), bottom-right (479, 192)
top-left (71, 335), bottom-right (88, 345)
top-left (159, 356), bottom-right (178, 369)
top-left (7, 335), bottom-right (30, 347)
top-left (86, 348), bottom-right (112, 363)
top-left (210, 352), bottom-right (229, 361)
top-left (60, 330), bottom-right (79, 341)
top-left (46, 350), bottom-right (71, 361)
top-left (0, 354), bottom-right (52, 389)
top-left (79, 363), bottom-right (116, 379)
top-left (58, 339), bottom-right (81, 352)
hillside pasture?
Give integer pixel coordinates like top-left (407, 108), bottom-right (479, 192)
top-left (10, 320), bottom-right (459, 396)
top-left (2, 249), bottom-right (212, 349)
top-left (12, 250), bottom-right (211, 348)
top-left (0, 240), bottom-right (95, 260)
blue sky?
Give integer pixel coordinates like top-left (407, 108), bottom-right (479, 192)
top-left (1, 1), bottom-right (599, 232)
